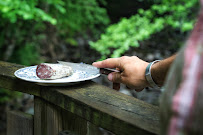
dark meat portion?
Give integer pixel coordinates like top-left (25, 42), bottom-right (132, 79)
top-left (36, 63), bottom-right (54, 79)
top-left (36, 63), bottom-right (73, 80)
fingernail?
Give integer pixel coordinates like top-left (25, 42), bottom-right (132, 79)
top-left (108, 73), bottom-right (113, 81)
top-left (92, 61), bottom-right (100, 66)
top-left (92, 62), bottom-right (97, 66)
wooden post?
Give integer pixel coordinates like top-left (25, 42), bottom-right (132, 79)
top-left (7, 111), bottom-right (33, 135)
top-left (34, 96), bottom-right (88, 135)
top-left (34, 96), bottom-right (63, 135)
top-left (87, 122), bottom-right (110, 135)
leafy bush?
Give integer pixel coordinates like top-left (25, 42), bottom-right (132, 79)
top-left (0, 0), bottom-right (64, 65)
top-left (55, 0), bottom-right (110, 39)
top-left (0, 0), bottom-right (61, 24)
top-left (0, 0), bottom-right (109, 103)
top-left (90, 0), bottom-right (199, 59)
top-left (0, 0), bottom-right (109, 65)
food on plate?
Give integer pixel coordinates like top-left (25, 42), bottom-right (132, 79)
top-left (36, 63), bottom-right (73, 79)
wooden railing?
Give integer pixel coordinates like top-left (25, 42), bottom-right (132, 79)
top-left (0, 61), bottom-right (160, 135)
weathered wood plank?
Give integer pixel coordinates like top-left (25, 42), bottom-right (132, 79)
top-left (34, 96), bottom-right (87, 135)
top-left (7, 111), bottom-right (33, 135)
top-left (34, 96), bottom-right (47, 135)
top-left (0, 61), bottom-right (160, 135)
top-left (36, 82), bottom-right (159, 135)
top-left (46, 99), bottom-right (63, 135)
top-left (0, 61), bottom-right (41, 96)
top-left (61, 107), bottom-right (87, 135)
top-left (34, 96), bottom-right (63, 135)
top-left (87, 122), bottom-right (113, 135)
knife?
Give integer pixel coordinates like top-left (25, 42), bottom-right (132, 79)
top-left (57, 61), bottom-right (119, 75)
top-left (58, 61), bottom-right (120, 90)
top-left (57, 61), bottom-right (89, 71)
top-left (99, 68), bottom-right (119, 75)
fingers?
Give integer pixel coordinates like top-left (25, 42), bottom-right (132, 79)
top-left (135, 88), bottom-right (144, 92)
top-left (126, 85), bottom-right (144, 92)
top-left (108, 72), bottom-right (122, 83)
top-left (92, 58), bottom-right (120, 69)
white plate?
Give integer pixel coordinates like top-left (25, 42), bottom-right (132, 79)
top-left (14, 64), bottom-right (100, 86)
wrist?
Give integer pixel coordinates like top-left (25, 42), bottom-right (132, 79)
top-left (145, 60), bottom-right (160, 88)
top-left (151, 54), bottom-right (176, 87)
top-left (151, 61), bottom-right (162, 86)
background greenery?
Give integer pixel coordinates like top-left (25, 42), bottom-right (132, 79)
top-left (0, 0), bottom-right (199, 103)
top-left (0, 0), bottom-right (109, 103)
top-left (90, 0), bottom-right (199, 59)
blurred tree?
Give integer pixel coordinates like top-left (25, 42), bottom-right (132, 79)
top-left (0, 0), bottom-right (109, 103)
top-left (90, 0), bottom-right (199, 60)
top-left (0, 0), bottom-right (109, 65)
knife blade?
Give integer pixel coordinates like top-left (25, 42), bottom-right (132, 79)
top-left (57, 61), bottom-right (83, 70)
top-left (58, 61), bottom-right (120, 90)
top-left (57, 61), bottom-right (119, 75)
top-left (57, 60), bottom-right (99, 75)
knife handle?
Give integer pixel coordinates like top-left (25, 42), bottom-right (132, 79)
top-left (99, 68), bottom-right (119, 75)
top-left (100, 68), bottom-right (120, 91)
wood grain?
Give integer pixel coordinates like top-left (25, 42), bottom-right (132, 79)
top-left (7, 111), bottom-right (33, 135)
top-left (0, 61), bottom-right (160, 135)
top-left (34, 96), bottom-right (87, 135)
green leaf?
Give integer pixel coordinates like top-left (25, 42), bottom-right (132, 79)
top-left (90, 0), bottom-right (198, 59)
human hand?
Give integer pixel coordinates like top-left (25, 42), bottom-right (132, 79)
top-left (92, 56), bottom-right (150, 91)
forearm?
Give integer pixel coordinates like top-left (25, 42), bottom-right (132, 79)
top-left (151, 54), bottom-right (177, 87)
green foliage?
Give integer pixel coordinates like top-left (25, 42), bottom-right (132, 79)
top-left (90, 0), bottom-right (199, 59)
top-left (0, 0), bottom-right (65, 24)
top-left (0, 0), bottom-right (109, 65)
top-left (0, 0), bottom-right (65, 65)
top-left (0, 0), bottom-right (109, 103)
top-left (11, 42), bottom-right (42, 66)
top-left (54, 0), bottom-right (110, 43)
